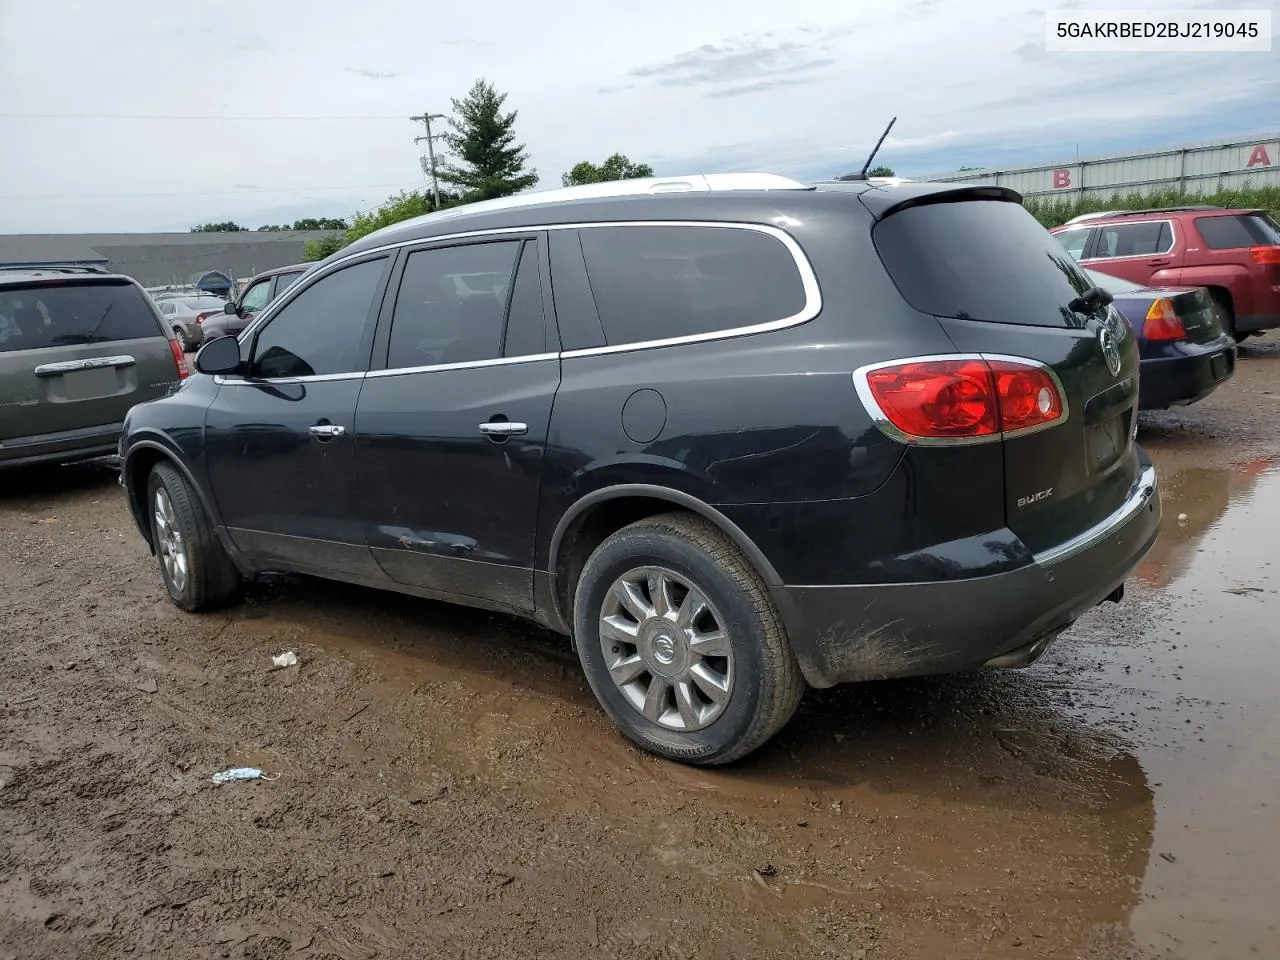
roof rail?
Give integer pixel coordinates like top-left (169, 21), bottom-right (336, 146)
top-left (1069, 205), bottom-right (1224, 223)
top-left (360, 173), bottom-right (813, 242)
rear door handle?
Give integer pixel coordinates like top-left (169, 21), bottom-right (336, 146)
top-left (1148, 257), bottom-right (1171, 267)
top-left (478, 421), bottom-right (527, 436)
top-left (309, 423), bottom-right (346, 439)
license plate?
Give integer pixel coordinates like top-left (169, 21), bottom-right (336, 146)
top-left (1087, 415), bottom-right (1126, 470)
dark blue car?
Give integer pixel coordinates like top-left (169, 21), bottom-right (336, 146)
top-left (1085, 268), bottom-right (1237, 410)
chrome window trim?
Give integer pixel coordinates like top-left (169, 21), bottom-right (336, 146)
top-left (365, 352), bottom-right (559, 380)
top-left (227, 220), bottom-right (822, 383)
top-left (851, 353), bottom-right (1071, 447)
top-left (1083, 218), bottom-right (1177, 261)
top-left (1033, 463), bottom-right (1157, 567)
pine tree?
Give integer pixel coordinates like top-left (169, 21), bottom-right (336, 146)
top-left (438, 79), bottom-right (538, 202)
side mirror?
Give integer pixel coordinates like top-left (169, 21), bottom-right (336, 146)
top-left (194, 334), bottom-right (244, 376)
top-left (223, 300), bottom-right (238, 315)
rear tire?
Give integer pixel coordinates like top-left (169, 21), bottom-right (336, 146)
top-left (573, 513), bottom-right (804, 765)
top-left (147, 462), bottom-right (241, 611)
top-left (1210, 296), bottom-right (1243, 343)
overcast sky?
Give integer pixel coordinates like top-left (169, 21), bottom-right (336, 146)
top-left (0, 0), bottom-right (1275, 233)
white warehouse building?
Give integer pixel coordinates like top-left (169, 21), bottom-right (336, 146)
top-left (927, 132), bottom-right (1280, 200)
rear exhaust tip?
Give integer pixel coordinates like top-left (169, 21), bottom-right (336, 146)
top-left (984, 630), bottom-right (1062, 670)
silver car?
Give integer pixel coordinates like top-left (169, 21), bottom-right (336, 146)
top-left (1, 266), bottom-right (187, 470)
top-left (155, 294), bottom-right (228, 351)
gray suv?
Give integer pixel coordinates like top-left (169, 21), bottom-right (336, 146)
top-left (1, 266), bottom-right (188, 469)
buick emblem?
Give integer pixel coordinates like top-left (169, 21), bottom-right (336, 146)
top-left (1098, 324), bottom-right (1122, 377)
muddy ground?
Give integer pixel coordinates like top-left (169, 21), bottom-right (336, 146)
top-left (3, 342), bottom-right (1280, 960)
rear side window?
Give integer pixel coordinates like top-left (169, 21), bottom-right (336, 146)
top-left (1094, 220), bottom-right (1172, 258)
top-left (0, 281), bottom-right (161, 352)
top-left (578, 225), bottom-right (807, 346)
top-left (387, 240), bottom-right (521, 368)
top-left (1196, 214), bottom-right (1280, 249)
top-left (873, 199), bottom-right (1093, 328)
top-left (275, 272), bottom-right (303, 295)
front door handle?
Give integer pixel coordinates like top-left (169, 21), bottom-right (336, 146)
top-left (309, 423), bottom-right (346, 439)
top-left (478, 421), bottom-right (528, 437)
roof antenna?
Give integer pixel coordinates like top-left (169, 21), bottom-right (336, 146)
top-left (836, 117), bottom-right (897, 182)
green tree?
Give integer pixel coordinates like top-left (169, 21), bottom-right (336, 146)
top-left (191, 221), bottom-right (246, 232)
top-left (561, 153), bottom-right (654, 187)
top-left (301, 190), bottom-right (458, 261)
top-left (292, 217), bottom-right (349, 231)
top-left (438, 78), bottom-right (538, 202)
top-left (303, 233), bottom-right (348, 261)
top-left (867, 165), bottom-right (895, 177)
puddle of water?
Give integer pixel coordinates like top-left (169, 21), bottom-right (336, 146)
top-left (1061, 449), bottom-right (1280, 958)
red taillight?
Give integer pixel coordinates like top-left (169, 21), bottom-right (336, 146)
top-left (1249, 246), bottom-right (1280, 265)
top-left (858, 356), bottom-right (1064, 442)
top-left (195, 311), bottom-right (215, 324)
top-left (1142, 297), bottom-right (1187, 342)
top-left (168, 337), bottom-right (190, 379)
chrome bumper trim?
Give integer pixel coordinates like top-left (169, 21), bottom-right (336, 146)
top-left (1033, 464), bottom-right (1158, 567)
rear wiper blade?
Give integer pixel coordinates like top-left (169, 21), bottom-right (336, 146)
top-left (1068, 286), bottom-right (1114, 315)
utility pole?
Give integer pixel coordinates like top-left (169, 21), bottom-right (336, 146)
top-left (410, 112), bottom-right (446, 209)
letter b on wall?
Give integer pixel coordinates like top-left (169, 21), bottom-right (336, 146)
top-left (1053, 168), bottom-right (1072, 189)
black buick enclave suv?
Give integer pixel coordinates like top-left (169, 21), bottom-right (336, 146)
top-left (120, 173), bottom-right (1161, 765)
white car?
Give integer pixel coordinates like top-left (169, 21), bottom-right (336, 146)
top-left (154, 295), bottom-right (228, 351)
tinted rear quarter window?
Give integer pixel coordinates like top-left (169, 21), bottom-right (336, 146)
top-left (578, 225), bottom-right (807, 346)
top-left (1196, 214), bottom-right (1280, 249)
top-left (0, 281), bottom-right (161, 352)
top-left (873, 199), bottom-right (1092, 327)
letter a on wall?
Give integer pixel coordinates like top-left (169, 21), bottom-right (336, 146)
top-left (1053, 168), bottom-right (1072, 189)
top-left (1246, 145), bottom-right (1273, 168)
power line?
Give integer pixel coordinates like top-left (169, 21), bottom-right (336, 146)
top-left (0, 112), bottom-right (406, 121)
top-left (0, 182), bottom-right (421, 201)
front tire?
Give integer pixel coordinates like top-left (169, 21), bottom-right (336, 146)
top-left (147, 463), bottom-right (241, 611)
top-left (573, 513), bottom-right (804, 765)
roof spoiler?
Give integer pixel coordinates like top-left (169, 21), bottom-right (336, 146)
top-left (0, 263), bottom-right (109, 274)
top-left (858, 184), bottom-right (1024, 220)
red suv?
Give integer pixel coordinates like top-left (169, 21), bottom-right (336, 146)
top-left (1051, 206), bottom-right (1280, 341)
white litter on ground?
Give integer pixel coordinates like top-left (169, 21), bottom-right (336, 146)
top-left (271, 651), bottom-right (299, 669)
top-left (211, 767), bottom-right (280, 785)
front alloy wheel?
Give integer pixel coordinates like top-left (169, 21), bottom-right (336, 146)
top-left (154, 486), bottom-right (188, 594)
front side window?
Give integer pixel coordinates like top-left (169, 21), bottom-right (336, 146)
top-left (249, 258), bottom-right (385, 379)
top-left (578, 225), bottom-right (808, 346)
top-left (387, 241), bottom-right (521, 368)
top-left (1054, 228), bottom-right (1091, 260)
top-left (240, 279), bottom-right (273, 313)
top-left (1095, 221), bottom-right (1172, 258)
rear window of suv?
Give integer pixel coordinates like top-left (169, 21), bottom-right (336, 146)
top-left (0, 281), bottom-right (161, 352)
top-left (873, 199), bottom-right (1093, 328)
top-left (1195, 213), bottom-right (1280, 249)
top-left (578, 225), bottom-right (808, 346)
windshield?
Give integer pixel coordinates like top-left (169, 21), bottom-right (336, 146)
top-left (873, 199), bottom-right (1094, 327)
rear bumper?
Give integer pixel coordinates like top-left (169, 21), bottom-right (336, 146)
top-left (772, 462), bottom-right (1161, 688)
top-left (0, 422), bottom-right (123, 469)
top-left (1138, 337), bottom-right (1236, 409)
